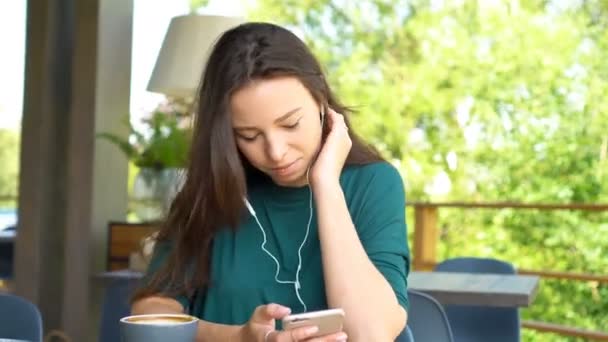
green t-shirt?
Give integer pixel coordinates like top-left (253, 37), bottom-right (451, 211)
top-left (146, 162), bottom-right (410, 325)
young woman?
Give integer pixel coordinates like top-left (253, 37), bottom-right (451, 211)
top-left (132, 22), bottom-right (410, 342)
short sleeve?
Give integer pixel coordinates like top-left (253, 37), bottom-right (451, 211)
top-left (143, 240), bottom-right (191, 311)
top-left (348, 163), bottom-right (410, 310)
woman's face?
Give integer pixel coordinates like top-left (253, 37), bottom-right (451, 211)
top-left (230, 76), bottom-right (323, 187)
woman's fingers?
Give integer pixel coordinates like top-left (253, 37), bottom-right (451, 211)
top-left (268, 325), bottom-right (318, 341)
top-left (325, 108), bottom-right (347, 132)
top-left (325, 109), bottom-right (351, 144)
top-left (251, 303), bottom-right (291, 324)
top-left (265, 303), bottom-right (292, 318)
top-left (269, 327), bottom-right (347, 342)
top-left (306, 331), bottom-right (348, 342)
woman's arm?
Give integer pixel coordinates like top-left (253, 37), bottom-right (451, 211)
top-left (132, 298), bottom-right (328, 342)
top-left (310, 109), bottom-right (407, 341)
top-left (313, 181), bottom-right (407, 342)
top-left (131, 296), bottom-right (241, 342)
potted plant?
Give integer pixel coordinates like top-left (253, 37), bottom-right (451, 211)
top-left (98, 97), bottom-right (193, 221)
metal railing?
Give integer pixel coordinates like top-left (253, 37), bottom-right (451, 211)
top-left (409, 201), bottom-right (608, 341)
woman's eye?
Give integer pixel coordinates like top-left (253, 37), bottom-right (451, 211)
top-left (238, 134), bottom-right (259, 142)
top-left (285, 121), bottom-right (300, 129)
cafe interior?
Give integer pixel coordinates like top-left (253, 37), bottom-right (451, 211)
top-left (0, 1), bottom-right (606, 341)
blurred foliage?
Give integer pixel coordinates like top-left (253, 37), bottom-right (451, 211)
top-left (0, 129), bottom-right (19, 205)
top-left (250, 0), bottom-right (608, 340)
top-left (190, 0), bottom-right (211, 13)
top-left (97, 98), bottom-right (193, 170)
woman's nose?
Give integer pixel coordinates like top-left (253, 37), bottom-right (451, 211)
top-left (265, 135), bottom-right (288, 162)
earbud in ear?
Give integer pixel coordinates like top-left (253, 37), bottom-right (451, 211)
top-left (319, 106), bottom-right (326, 128)
top-left (243, 197), bottom-right (256, 216)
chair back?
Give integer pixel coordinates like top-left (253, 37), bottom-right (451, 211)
top-left (435, 257), bottom-right (515, 275)
top-left (98, 279), bottom-right (138, 342)
top-left (435, 257), bottom-right (520, 342)
top-left (395, 325), bottom-right (414, 342)
top-left (395, 325), bottom-right (415, 342)
top-left (407, 290), bottom-right (454, 342)
top-left (0, 293), bottom-right (43, 342)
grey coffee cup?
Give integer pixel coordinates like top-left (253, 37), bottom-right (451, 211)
top-left (120, 314), bottom-right (198, 342)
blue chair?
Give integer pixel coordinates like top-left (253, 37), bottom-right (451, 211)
top-left (99, 279), bottom-right (139, 342)
top-left (395, 325), bottom-right (415, 342)
top-left (407, 290), bottom-right (454, 342)
top-left (0, 293), bottom-right (43, 342)
top-left (435, 257), bottom-right (520, 342)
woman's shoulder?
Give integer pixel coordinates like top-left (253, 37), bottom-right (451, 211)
top-left (341, 161), bottom-right (403, 185)
top-left (340, 162), bottom-right (405, 202)
top-left (341, 162), bottom-right (407, 225)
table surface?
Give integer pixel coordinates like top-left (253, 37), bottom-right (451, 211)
top-left (95, 269), bottom-right (540, 308)
top-left (408, 271), bottom-right (540, 307)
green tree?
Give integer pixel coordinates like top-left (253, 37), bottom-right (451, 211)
top-left (0, 129), bottom-right (20, 207)
top-left (249, 0), bottom-right (608, 340)
top-left (190, 0), bottom-right (211, 13)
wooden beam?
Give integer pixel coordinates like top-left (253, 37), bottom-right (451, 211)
top-left (416, 262), bottom-right (608, 283)
top-left (518, 269), bottom-right (608, 283)
top-left (523, 320), bottom-right (608, 341)
top-left (17, 0), bottom-right (73, 331)
top-left (412, 205), bottom-right (438, 271)
top-left (407, 202), bottom-right (608, 211)
top-left (18, 0), bottom-right (132, 340)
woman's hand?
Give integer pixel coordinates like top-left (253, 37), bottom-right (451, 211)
top-left (310, 108), bottom-right (352, 188)
top-left (238, 304), bottom-right (348, 341)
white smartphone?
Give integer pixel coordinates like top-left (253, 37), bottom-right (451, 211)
top-left (282, 308), bottom-right (345, 338)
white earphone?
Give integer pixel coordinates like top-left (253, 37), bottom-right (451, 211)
top-left (243, 193), bottom-right (313, 312)
top-left (242, 105), bottom-right (326, 312)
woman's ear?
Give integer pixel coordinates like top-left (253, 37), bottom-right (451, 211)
top-left (320, 104), bottom-right (326, 121)
top-left (319, 106), bottom-right (326, 129)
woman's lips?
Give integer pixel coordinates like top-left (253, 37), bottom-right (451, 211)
top-left (271, 159), bottom-right (299, 177)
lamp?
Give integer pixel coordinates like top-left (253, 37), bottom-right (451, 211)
top-left (147, 14), bottom-right (245, 98)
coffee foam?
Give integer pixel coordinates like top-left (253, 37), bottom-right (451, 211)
top-left (123, 315), bottom-right (196, 325)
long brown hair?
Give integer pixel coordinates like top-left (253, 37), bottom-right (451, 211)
top-left (133, 22), bottom-right (384, 303)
